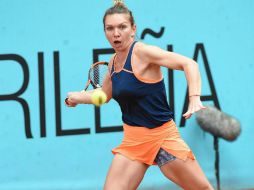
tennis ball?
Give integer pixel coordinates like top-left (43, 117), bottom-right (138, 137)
top-left (91, 89), bottom-right (107, 106)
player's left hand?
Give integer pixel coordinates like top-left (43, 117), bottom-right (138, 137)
top-left (183, 96), bottom-right (206, 119)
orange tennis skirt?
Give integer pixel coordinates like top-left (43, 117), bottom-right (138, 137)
top-left (112, 120), bottom-right (195, 165)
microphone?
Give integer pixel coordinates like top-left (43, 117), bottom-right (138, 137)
top-left (196, 106), bottom-right (241, 141)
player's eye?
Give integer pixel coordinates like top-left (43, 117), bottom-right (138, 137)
top-left (105, 26), bottom-right (113, 32)
top-left (119, 25), bottom-right (127, 30)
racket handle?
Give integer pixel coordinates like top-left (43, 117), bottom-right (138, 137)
top-left (65, 98), bottom-right (70, 105)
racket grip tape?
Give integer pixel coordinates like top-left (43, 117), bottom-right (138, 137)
top-left (65, 98), bottom-right (70, 105)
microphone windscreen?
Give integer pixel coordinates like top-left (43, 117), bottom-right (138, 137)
top-left (196, 106), bottom-right (241, 141)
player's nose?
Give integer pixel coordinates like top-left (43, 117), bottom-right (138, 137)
top-left (113, 28), bottom-right (120, 37)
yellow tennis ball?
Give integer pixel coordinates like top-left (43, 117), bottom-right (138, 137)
top-left (91, 89), bottom-right (107, 106)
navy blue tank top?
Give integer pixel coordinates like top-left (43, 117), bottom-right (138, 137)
top-left (111, 41), bottom-right (173, 128)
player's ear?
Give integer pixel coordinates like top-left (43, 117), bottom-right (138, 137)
top-left (131, 24), bottom-right (136, 37)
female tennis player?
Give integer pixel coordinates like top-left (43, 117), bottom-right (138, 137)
top-left (66, 1), bottom-right (214, 189)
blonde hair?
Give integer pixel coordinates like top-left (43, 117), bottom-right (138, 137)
top-left (113, 0), bottom-right (125, 6)
top-left (103, 1), bottom-right (135, 28)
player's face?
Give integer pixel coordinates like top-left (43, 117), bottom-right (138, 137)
top-left (104, 13), bottom-right (136, 52)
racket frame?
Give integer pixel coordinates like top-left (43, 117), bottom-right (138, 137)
top-left (65, 61), bottom-right (108, 104)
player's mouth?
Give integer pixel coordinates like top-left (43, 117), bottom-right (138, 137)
top-left (113, 40), bottom-right (121, 46)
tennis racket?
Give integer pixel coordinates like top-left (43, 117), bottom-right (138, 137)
top-left (65, 61), bottom-right (109, 105)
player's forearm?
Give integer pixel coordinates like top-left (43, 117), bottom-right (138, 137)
top-left (79, 90), bottom-right (94, 104)
top-left (67, 90), bottom-right (93, 104)
top-left (183, 61), bottom-right (201, 97)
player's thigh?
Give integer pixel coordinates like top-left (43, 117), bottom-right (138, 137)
top-left (160, 158), bottom-right (214, 190)
top-left (104, 153), bottom-right (149, 190)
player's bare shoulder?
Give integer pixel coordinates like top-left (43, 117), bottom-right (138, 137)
top-left (133, 42), bottom-right (151, 62)
top-left (134, 42), bottom-right (148, 55)
top-left (134, 42), bottom-right (159, 57)
top-left (134, 42), bottom-right (160, 65)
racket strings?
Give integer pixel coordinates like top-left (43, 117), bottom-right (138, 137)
top-left (89, 64), bottom-right (108, 87)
